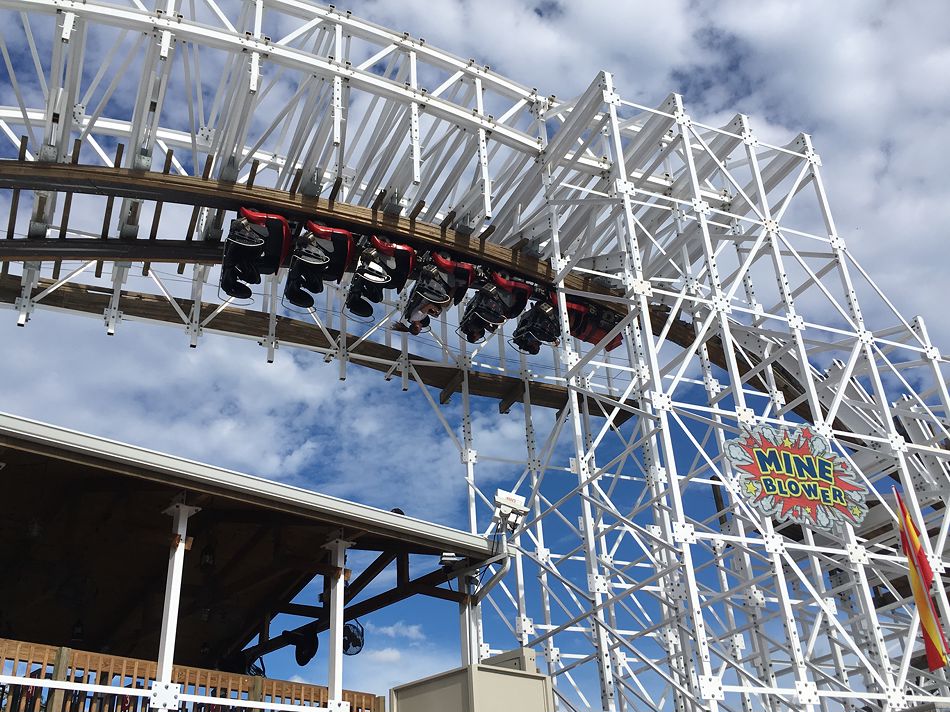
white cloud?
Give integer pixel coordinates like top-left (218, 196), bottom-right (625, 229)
top-left (287, 636), bottom-right (461, 698)
top-left (0, 306), bottom-right (529, 525)
top-left (364, 620), bottom-right (426, 641)
top-left (362, 646), bottom-right (403, 664)
top-left (344, 643), bottom-right (459, 697)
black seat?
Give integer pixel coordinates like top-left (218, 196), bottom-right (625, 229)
top-left (242, 208), bottom-right (291, 276)
top-left (284, 222), bottom-right (354, 309)
top-left (345, 237), bottom-right (416, 318)
top-left (459, 272), bottom-right (534, 343)
top-left (220, 208), bottom-right (292, 300)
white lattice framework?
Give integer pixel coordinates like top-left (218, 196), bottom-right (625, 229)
top-left (1, 2), bottom-right (950, 711)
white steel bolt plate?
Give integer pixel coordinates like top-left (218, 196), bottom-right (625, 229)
top-left (736, 407), bottom-right (756, 425)
top-left (149, 683), bottom-right (181, 711)
top-left (747, 587), bottom-right (766, 608)
top-left (795, 680), bottom-right (818, 705)
top-left (787, 313), bottom-right (805, 331)
top-left (587, 574), bottom-right (608, 595)
top-left (651, 392), bottom-right (672, 412)
top-left (763, 534), bottom-right (785, 555)
top-left (698, 675), bottom-right (724, 701)
top-left (673, 522), bottom-right (696, 544)
top-left (632, 278), bottom-right (653, 297)
top-left (847, 543), bottom-right (869, 566)
top-left (885, 685), bottom-right (908, 709)
top-left (888, 433), bottom-right (908, 454)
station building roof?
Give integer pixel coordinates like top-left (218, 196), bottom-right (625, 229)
top-left (0, 412), bottom-right (494, 668)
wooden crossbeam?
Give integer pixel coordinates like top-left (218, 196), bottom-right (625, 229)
top-left (439, 370), bottom-right (464, 405)
top-left (0, 274), bottom-right (626, 420)
top-left (498, 380), bottom-right (525, 414)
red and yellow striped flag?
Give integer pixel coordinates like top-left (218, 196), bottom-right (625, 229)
top-left (895, 488), bottom-right (949, 671)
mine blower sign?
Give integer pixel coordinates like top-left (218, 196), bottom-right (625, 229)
top-left (725, 425), bottom-right (870, 532)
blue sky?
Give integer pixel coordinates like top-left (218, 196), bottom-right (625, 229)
top-left (2, 0), bottom-right (950, 701)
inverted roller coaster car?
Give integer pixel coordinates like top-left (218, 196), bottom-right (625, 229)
top-left (284, 222), bottom-right (354, 309)
top-left (220, 207), bottom-right (292, 300)
top-left (511, 298), bottom-right (624, 354)
top-left (402, 252), bottom-right (475, 335)
top-left (568, 300), bottom-right (623, 352)
top-left (345, 236), bottom-right (416, 318)
top-left (458, 271), bottom-right (533, 344)
top-left (512, 301), bottom-right (561, 355)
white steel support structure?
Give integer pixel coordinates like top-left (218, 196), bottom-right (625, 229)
top-left (2, 3), bottom-right (950, 711)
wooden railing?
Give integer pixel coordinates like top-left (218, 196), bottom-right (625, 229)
top-left (0, 640), bottom-right (383, 712)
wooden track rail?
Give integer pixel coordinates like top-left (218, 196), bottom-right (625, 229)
top-left (0, 238), bottom-right (221, 263)
top-left (0, 162), bottom-right (555, 280)
top-left (0, 161), bottom-right (822, 425)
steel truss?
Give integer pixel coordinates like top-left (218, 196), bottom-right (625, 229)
top-left (1, 2), bottom-right (950, 711)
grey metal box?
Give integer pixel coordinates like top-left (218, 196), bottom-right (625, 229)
top-left (390, 662), bottom-right (554, 712)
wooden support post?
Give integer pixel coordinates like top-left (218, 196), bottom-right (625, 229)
top-left (371, 189), bottom-right (387, 213)
top-left (289, 167), bottom-right (303, 196)
top-left (100, 144), bottom-right (124, 239)
top-left (259, 608), bottom-right (270, 645)
top-left (249, 677), bottom-right (263, 703)
top-left (180, 155), bottom-right (214, 273)
top-left (477, 224), bottom-right (496, 242)
top-left (6, 136), bottom-right (28, 239)
top-left (96, 143), bottom-right (124, 277)
top-left (328, 176), bottom-right (343, 205)
top-left (185, 155), bottom-right (215, 242)
top-left (440, 210), bottom-right (456, 234)
top-left (47, 646), bottom-right (72, 712)
top-left (53, 139), bottom-right (83, 280)
top-left (143, 149), bottom-right (175, 276)
top-left (396, 553), bottom-right (409, 588)
top-left (440, 370), bottom-right (465, 405)
top-left (2, 136), bottom-right (28, 278)
top-left (57, 138), bottom-right (83, 241)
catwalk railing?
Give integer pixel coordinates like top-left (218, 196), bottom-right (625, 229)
top-left (0, 640), bottom-right (383, 712)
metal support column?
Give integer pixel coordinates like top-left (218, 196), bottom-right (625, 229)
top-left (324, 538), bottom-right (352, 712)
top-left (459, 575), bottom-right (479, 667)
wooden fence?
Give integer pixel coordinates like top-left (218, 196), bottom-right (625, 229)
top-left (0, 640), bottom-right (384, 712)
